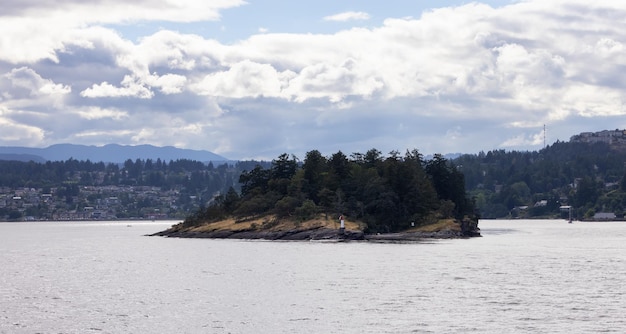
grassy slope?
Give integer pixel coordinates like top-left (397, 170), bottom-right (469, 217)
top-left (409, 218), bottom-right (461, 233)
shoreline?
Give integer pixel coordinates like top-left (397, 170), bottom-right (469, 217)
top-left (149, 224), bottom-right (481, 242)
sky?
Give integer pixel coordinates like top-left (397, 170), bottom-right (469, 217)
top-left (1, 0), bottom-right (626, 160)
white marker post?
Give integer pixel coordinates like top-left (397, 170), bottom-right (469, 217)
top-left (339, 215), bottom-right (345, 234)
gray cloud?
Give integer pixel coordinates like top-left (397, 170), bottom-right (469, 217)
top-left (2, 0), bottom-right (626, 160)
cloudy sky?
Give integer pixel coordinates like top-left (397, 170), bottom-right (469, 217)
top-left (1, 0), bottom-right (625, 160)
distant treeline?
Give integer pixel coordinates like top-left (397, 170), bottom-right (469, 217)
top-left (456, 140), bottom-right (626, 219)
top-left (0, 158), bottom-right (268, 203)
top-left (5, 139), bottom-right (624, 221)
top-left (185, 149), bottom-right (477, 233)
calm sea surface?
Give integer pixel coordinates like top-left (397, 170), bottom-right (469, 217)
top-left (1, 219), bottom-right (625, 333)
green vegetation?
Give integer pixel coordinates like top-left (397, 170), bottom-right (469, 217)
top-left (0, 158), bottom-right (254, 220)
top-left (184, 149), bottom-right (478, 233)
top-left (455, 140), bottom-right (626, 219)
top-left (9, 135), bottom-right (624, 224)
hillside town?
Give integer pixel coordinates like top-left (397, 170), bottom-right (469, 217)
top-left (0, 155), bottom-right (251, 222)
top-left (0, 185), bottom-right (203, 221)
top-left (3, 129), bottom-right (626, 222)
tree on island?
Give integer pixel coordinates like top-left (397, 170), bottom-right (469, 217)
top-left (184, 149), bottom-right (478, 233)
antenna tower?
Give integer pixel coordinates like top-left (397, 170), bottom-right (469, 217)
top-left (543, 124), bottom-right (546, 148)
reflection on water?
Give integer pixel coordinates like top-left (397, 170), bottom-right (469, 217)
top-left (1, 220), bottom-right (625, 333)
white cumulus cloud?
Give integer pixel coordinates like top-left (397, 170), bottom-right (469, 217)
top-left (0, 0), bottom-right (246, 63)
top-left (4, 0), bottom-right (626, 159)
top-left (75, 107), bottom-right (129, 120)
top-left (323, 11), bottom-right (371, 22)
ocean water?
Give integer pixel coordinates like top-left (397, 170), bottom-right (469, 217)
top-left (1, 219), bottom-right (625, 333)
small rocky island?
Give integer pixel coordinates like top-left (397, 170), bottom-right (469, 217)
top-left (152, 150), bottom-right (481, 242)
top-left (151, 215), bottom-right (480, 242)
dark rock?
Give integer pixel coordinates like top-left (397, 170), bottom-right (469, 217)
top-left (460, 218), bottom-right (481, 237)
top-left (150, 224), bottom-right (479, 241)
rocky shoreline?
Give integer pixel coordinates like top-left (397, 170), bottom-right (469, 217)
top-left (150, 224), bottom-right (480, 242)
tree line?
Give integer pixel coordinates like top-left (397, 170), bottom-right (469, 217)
top-left (6, 139), bottom-right (623, 222)
top-left (0, 158), bottom-right (253, 208)
top-left (185, 149), bottom-right (477, 233)
top-left (454, 140), bottom-right (626, 219)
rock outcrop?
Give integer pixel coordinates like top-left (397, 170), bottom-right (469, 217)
top-left (150, 223), bottom-right (481, 242)
top-left (150, 227), bottom-right (366, 241)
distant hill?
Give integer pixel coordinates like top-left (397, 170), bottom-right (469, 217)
top-left (0, 144), bottom-right (229, 163)
top-left (0, 153), bottom-right (47, 163)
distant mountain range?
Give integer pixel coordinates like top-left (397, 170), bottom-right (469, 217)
top-left (0, 144), bottom-right (229, 164)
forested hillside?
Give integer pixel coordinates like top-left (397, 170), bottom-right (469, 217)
top-left (0, 158), bottom-right (250, 193)
top-left (0, 158), bottom-right (266, 220)
top-left (6, 139), bottom-right (621, 223)
top-left (1, 149), bottom-right (476, 228)
top-left (455, 140), bottom-right (626, 219)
